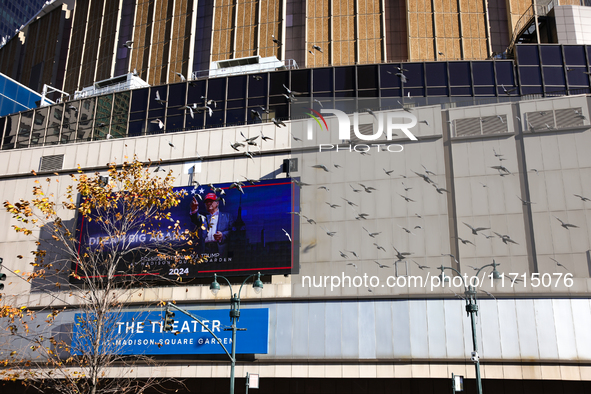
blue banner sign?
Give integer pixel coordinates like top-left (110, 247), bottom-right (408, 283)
top-left (72, 308), bottom-right (269, 356)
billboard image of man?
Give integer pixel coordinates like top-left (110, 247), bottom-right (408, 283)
top-left (190, 193), bottom-right (234, 257)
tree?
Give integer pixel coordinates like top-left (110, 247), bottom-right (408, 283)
top-left (1, 157), bottom-right (195, 394)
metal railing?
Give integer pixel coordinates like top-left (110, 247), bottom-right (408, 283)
top-left (191, 59), bottom-right (298, 80)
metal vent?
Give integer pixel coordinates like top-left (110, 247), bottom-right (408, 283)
top-left (454, 118), bottom-right (480, 137)
top-left (555, 108), bottom-right (585, 129)
top-left (525, 110), bottom-right (554, 131)
top-left (524, 108), bottom-right (586, 132)
top-left (481, 115), bottom-right (507, 135)
top-left (39, 154), bottom-right (64, 172)
top-left (349, 123), bottom-right (376, 143)
top-left (453, 115), bottom-right (508, 137)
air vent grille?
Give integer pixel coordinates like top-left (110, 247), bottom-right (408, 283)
top-left (39, 154), bottom-right (64, 172)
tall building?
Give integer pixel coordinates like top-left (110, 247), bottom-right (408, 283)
top-left (0, 0), bottom-right (48, 42)
top-left (3, 0), bottom-right (591, 97)
top-left (1, 1), bottom-right (591, 393)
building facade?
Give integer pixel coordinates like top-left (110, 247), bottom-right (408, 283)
top-left (1, 1), bottom-right (591, 393)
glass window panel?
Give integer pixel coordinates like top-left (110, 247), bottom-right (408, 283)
top-left (380, 89), bottom-right (401, 97)
top-left (474, 86), bottom-right (496, 95)
top-left (206, 78), bottom-right (226, 103)
top-left (17, 110), bottom-right (33, 148)
top-left (521, 86), bottom-right (543, 95)
top-left (227, 76), bottom-right (246, 99)
top-left (79, 97), bottom-right (96, 127)
top-left (311, 92), bottom-right (333, 98)
top-left (77, 123), bottom-right (93, 141)
top-left (16, 86), bottom-right (30, 104)
top-left (3, 114), bottom-right (18, 149)
top-left (64, 102), bottom-right (80, 124)
top-left (564, 46), bottom-right (586, 65)
top-left (96, 94), bottom-right (113, 123)
top-left (335, 91), bottom-right (355, 97)
top-left (543, 67), bottom-right (566, 86)
top-left (110, 123), bottom-right (127, 138)
top-left (128, 120), bottom-right (145, 137)
top-left (147, 117), bottom-right (166, 134)
top-left (405, 87), bottom-right (424, 97)
top-left (130, 111), bottom-right (146, 121)
top-left (541, 45), bottom-right (563, 65)
top-left (247, 107), bottom-right (264, 124)
top-left (313, 68), bottom-right (333, 92)
top-left (269, 104), bottom-right (288, 119)
top-left (290, 102), bottom-right (312, 119)
top-left (358, 98), bottom-right (380, 112)
top-left (93, 124), bottom-right (110, 140)
top-left (269, 71), bottom-right (289, 95)
top-left (291, 69), bottom-right (310, 94)
top-left (130, 88), bottom-right (149, 112)
top-left (185, 113), bottom-right (204, 130)
top-left (60, 127), bottom-right (76, 144)
top-left (167, 106), bottom-right (186, 116)
top-left (247, 97), bottom-right (266, 107)
top-left (450, 87), bottom-right (471, 95)
top-left (269, 95), bottom-right (287, 105)
top-left (44, 125), bottom-right (60, 146)
top-left (567, 68), bottom-right (589, 85)
top-left (187, 80), bottom-right (207, 104)
top-left (496, 62), bottom-right (515, 85)
top-left (358, 89), bottom-right (378, 98)
top-left (205, 110), bottom-right (224, 128)
top-left (380, 65), bottom-right (402, 88)
top-left (357, 65), bottom-right (378, 89)
top-left (404, 63), bottom-right (424, 88)
top-left (113, 91), bottom-right (130, 114)
top-left (519, 66), bottom-right (542, 85)
top-left (226, 108), bottom-right (245, 125)
top-left (426, 62), bottom-right (448, 86)
top-left (227, 99), bottom-right (245, 109)
top-left (449, 62), bottom-right (471, 86)
top-left (516, 46), bottom-right (540, 65)
top-left (165, 115), bottom-right (184, 132)
top-left (427, 87), bottom-right (449, 96)
top-left (335, 99), bottom-right (356, 113)
top-left (335, 66), bottom-right (355, 91)
top-left (0, 118), bottom-right (5, 146)
top-left (33, 108), bottom-right (48, 130)
top-left (148, 108), bottom-right (165, 119)
top-left (380, 98), bottom-right (403, 111)
top-left (168, 83), bottom-right (187, 107)
top-left (111, 114), bottom-right (128, 126)
top-left (149, 87), bottom-right (168, 110)
top-left (472, 62), bottom-right (495, 85)
top-left (248, 74), bottom-right (268, 97)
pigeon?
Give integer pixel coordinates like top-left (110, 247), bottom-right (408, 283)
top-left (154, 91), bottom-right (166, 105)
top-left (123, 40), bottom-right (133, 48)
top-left (312, 44), bottom-right (323, 53)
top-left (272, 35), bottom-right (281, 46)
top-left (550, 257), bottom-right (568, 271)
top-left (175, 72), bottom-right (186, 82)
top-left (150, 119), bottom-right (164, 129)
top-left (311, 164), bottom-right (330, 172)
top-left (493, 232), bottom-right (519, 245)
top-left (463, 222), bottom-right (490, 235)
top-left (554, 216), bottom-right (578, 230)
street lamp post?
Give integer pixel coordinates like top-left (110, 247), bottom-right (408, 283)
top-left (438, 260), bottom-right (501, 394)
top-left (210, 272), bottom-right (263, 394)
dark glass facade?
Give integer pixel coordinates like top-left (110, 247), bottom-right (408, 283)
top-left (1, 44), bottom-right (590, 151)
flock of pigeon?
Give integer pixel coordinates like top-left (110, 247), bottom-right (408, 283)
top-left (123, 37), bottom-right (589, 279)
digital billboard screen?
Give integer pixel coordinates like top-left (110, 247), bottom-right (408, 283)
top-left (72, 178), bottom-right (299, 281)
